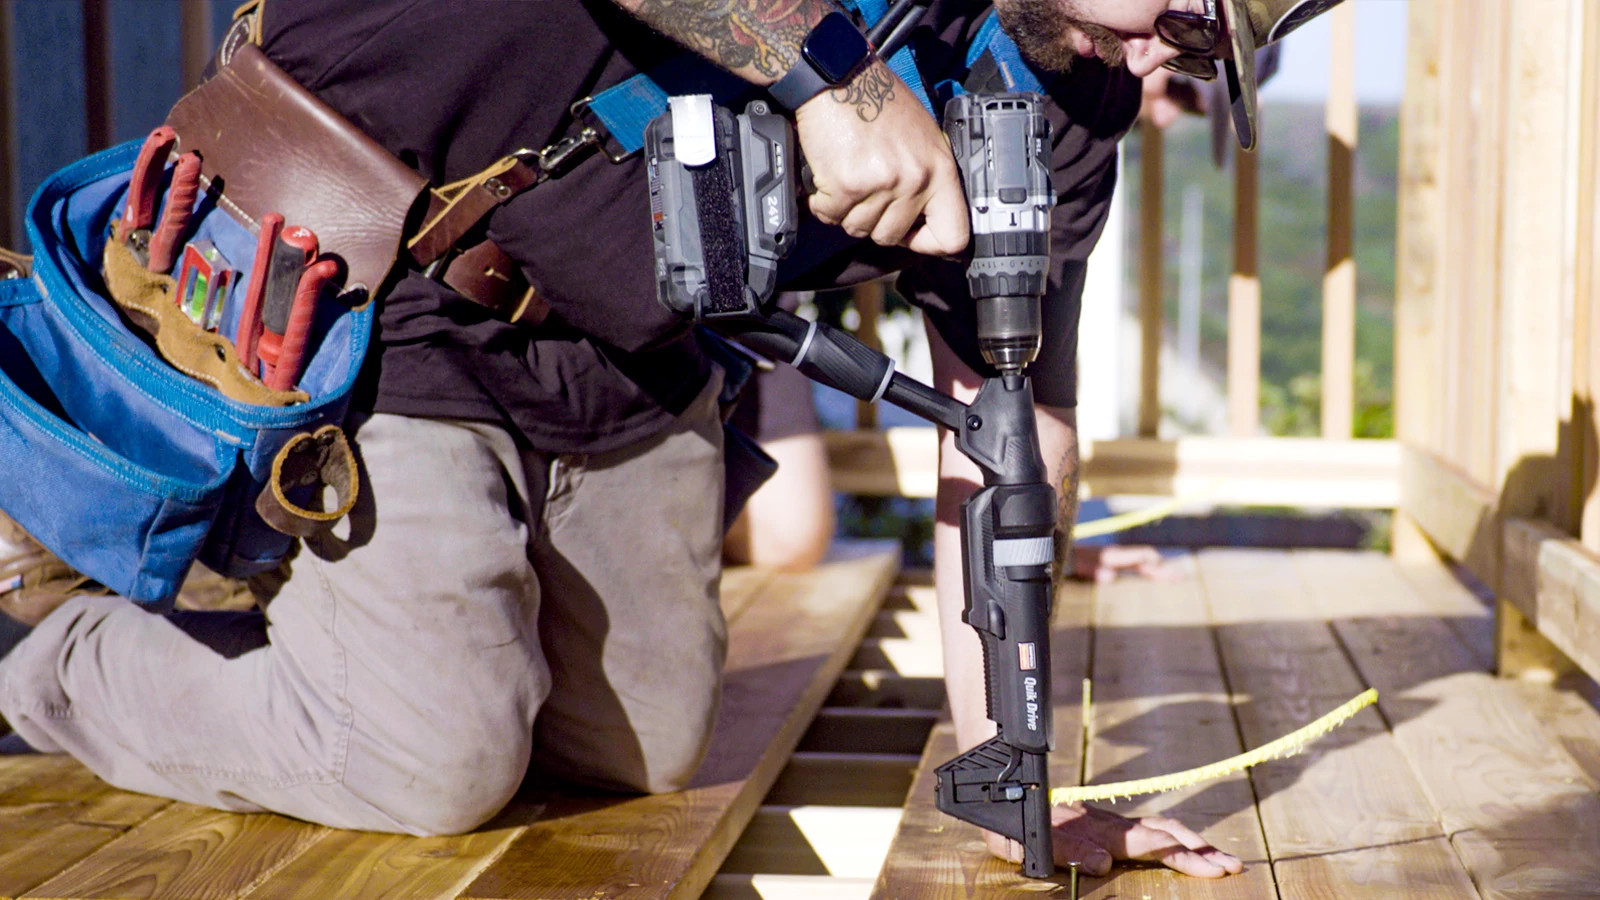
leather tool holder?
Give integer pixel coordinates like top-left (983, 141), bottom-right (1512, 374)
top-left (157, 43), bottom-right (428, 539)
top-left (165, 42), bottom-right (428, 299)
top-left (101, 237), bottom-right (307, 407)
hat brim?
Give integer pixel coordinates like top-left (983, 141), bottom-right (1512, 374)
top-left (1218, 0), bottom-right (1258, 151)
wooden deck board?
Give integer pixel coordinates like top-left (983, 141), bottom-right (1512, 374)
top-left (0, 757), bottom-right (173, 899)
top-left (1199, 551), bottom-right (1450, 863)
top-left (1082, 553), bottom-right (1276, 900)
top-left (10, 543), bottom-right (1600, 897)
top-left (867, 580), bottom-right (1095, 898)
top-left (872, 545), bottom-right (1584, 899)
top-left (25, 806), bottom-right (329, 900)
top-left (233, 827), bottom-right (523, 900)
top-left (0, 545), bottom-right (896, 900)
top-left (0, 797), bottom-right (173, 899)
top-left (458, 546), bottom-right (899, 900)
top-left (1294, 549), bottom-right (1600, 898)
top-left (1271, 839), bottom-right (1481, 900)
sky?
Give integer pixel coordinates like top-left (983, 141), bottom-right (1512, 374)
top-left (1258, 0), bottom-right (1410, 105)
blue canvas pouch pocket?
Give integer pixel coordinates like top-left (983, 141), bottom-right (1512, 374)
top-left (0, 41), bottom-right (429, 606)
top-left (0, 140), bottom-right (380, 606)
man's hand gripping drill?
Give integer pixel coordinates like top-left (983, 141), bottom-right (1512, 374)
top-left (645, 91), bottom-right (1060, 878)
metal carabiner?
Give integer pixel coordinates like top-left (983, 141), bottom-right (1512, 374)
top-left (536, 128), bottom-right (601, 174)
top-left (569, 97), bottom-right (639, 164)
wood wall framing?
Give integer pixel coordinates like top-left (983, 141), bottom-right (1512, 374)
top-left (1398, 0), bottom-right (1600, 683)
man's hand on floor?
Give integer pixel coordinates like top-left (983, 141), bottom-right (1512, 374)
top-left (986, 803), bottom-right (1244, 878)
top-left (1071, 544), bottom-right (1180, 584)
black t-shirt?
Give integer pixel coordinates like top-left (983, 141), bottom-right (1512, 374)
top-left (258, 0), bottom-right (1140, 450)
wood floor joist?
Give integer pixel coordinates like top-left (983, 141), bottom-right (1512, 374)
top-left (0, 542), bottom-right (899, 900)
top-left (867, 580), bottom-right (1095, 897)
top-left (709, 567), bottom-right (947, 898)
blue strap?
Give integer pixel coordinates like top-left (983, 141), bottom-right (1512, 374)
top-left (586, 55), bottom-right (758, 156)
top-left (886, 47), bottom-right (935, 116)
top-left (582, 77), bottom-right (668, 157)
top-left (840, 0), bottom-right (889, 24)
top-left (967, 10), bottom-right (1046, 94)
top-left (0, 276), bottom-right (39, 308)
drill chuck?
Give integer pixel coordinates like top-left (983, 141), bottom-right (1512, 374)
top-left (975, 294), bottom-right (1042, 372)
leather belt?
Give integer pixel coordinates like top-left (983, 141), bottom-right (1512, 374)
top-left (406, 151), bottom-right (580, 327)
top-left (0, 248), bottom-right (30, 280)
top-left (439, 240), bottom-right (548, 326)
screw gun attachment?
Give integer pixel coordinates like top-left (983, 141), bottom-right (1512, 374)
top-left (644, 90), bottom-right (1060, 879)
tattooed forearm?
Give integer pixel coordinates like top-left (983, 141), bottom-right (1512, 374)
top-left (829, 61), bottom-right (896, 122)
top-left (626, 0), bottom-right (827, 80)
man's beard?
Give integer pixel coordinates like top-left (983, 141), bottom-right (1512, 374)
top-left (994, 0), bottom-right (1127, 73)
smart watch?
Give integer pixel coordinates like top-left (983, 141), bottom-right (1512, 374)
top-left (767, 11), bottom-right (874, 111)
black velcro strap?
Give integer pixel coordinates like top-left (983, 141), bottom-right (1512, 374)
top-left (690, 160), bottom-right (747, 316)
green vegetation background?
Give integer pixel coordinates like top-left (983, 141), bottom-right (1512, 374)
top-left (1122, 101), bottom-right (1400, 438)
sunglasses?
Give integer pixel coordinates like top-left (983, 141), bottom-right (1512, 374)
top-left (1162, 53), bottom-right (1218, 80)
top-left (1154, 0), bottom-right (1222, 55)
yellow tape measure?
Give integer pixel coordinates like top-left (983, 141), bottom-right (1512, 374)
top-left (1053, 689), bottom-right (1378, 804)
top-left (1071, 479), bottom-right (1228, 541)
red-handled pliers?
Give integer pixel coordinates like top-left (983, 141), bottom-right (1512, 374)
top-left (117, 125), bottom-right (177, 252)
top-left (147, 151), bottom-right (202, 274)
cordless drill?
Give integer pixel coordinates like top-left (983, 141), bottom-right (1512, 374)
top-left (932, 92), bottom-right (1059, 879)
top-left (645, 90), bottom-right (1060, 878)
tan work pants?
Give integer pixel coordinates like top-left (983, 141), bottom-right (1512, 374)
top-left (0, 374), bottom-right (727, 834)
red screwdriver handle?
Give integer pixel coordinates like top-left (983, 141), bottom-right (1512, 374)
top-left (265, 258), bottom-right (339, 392)
top-left (257, 225), bottom-right (319, 373)
top-left (236, 213), bottom-right (284, 372)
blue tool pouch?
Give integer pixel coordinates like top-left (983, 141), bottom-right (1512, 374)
top-left (0, 42), bottom-right (426, 607)
top-left (0, 142), bottom-right (372, 607)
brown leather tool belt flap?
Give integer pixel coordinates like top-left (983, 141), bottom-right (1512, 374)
top-left (164, 42), bottom-right (428, 298)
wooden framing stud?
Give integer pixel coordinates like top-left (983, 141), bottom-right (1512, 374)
top-left (1495, 598), bottom-right (1577, 682)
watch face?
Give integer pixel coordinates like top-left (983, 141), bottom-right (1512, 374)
top-left (804, 12), bottom-right (871, 83)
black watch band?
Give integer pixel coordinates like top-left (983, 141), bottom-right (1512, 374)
top-left (768, 11), bottom-right (874, 111)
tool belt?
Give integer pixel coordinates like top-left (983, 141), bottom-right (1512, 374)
top-left (0, 2), bottom-right (638, 605)
top-left (0, 32), bottom-right (409, 603)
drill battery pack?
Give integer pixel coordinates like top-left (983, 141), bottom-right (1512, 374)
top-left (644, 96), bottom-right (798, 321)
